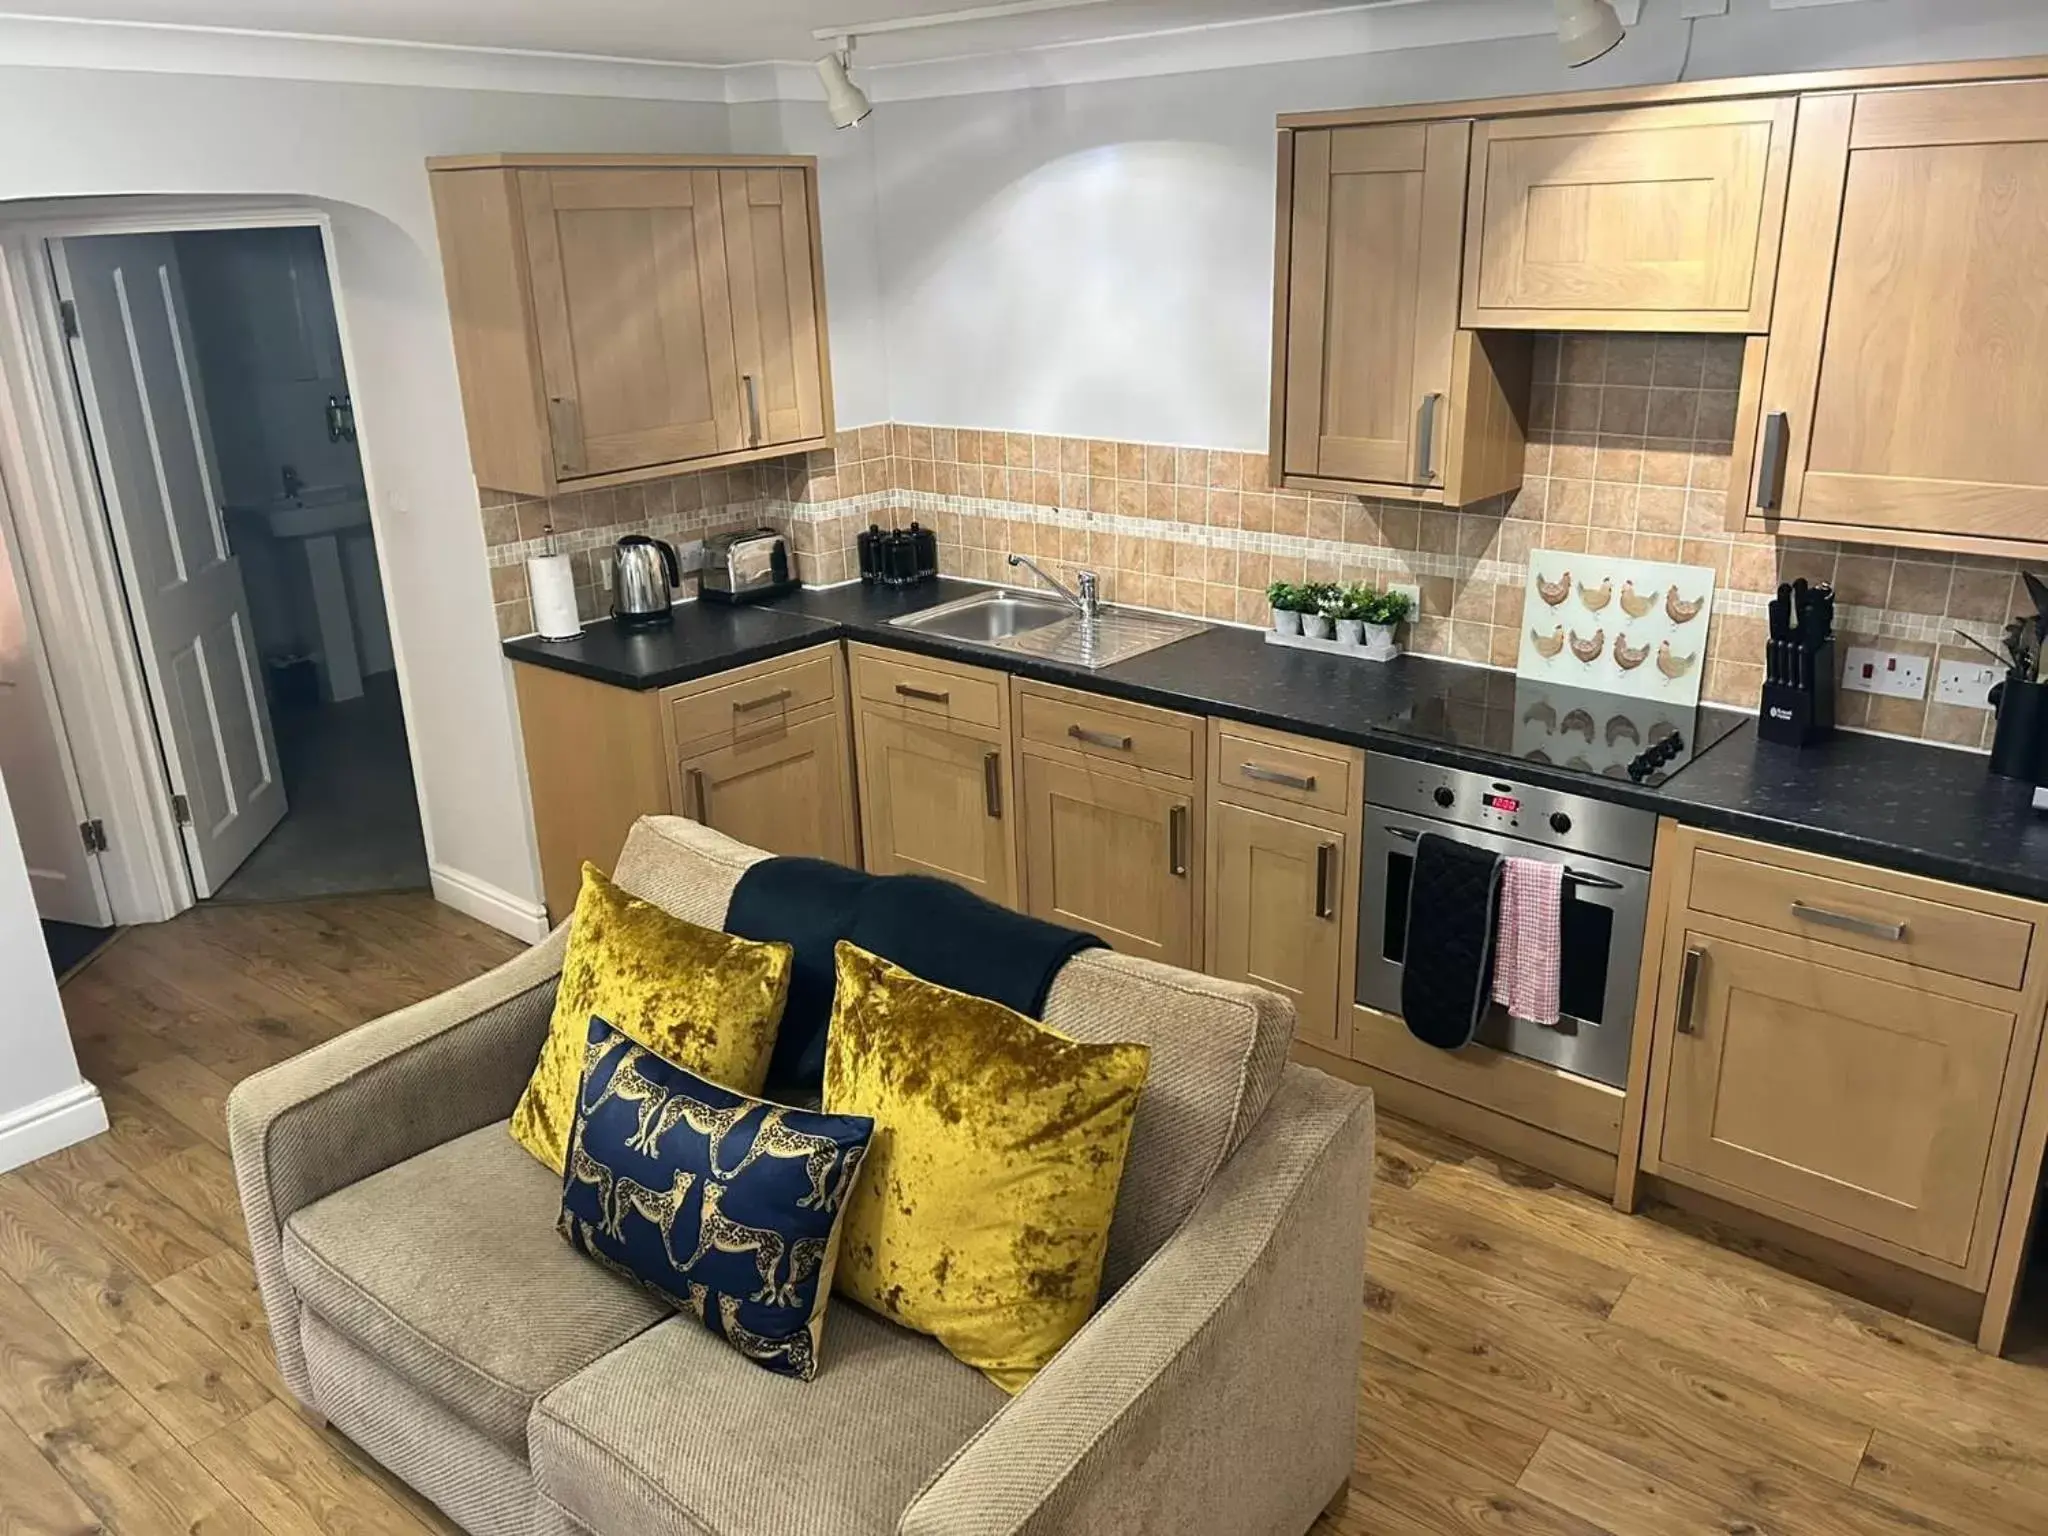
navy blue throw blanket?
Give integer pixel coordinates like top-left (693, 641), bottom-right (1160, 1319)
top-left (725, 857), bottom-right (1106, 1090)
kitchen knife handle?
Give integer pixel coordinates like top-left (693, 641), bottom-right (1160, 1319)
top-left (1416, 393), bottom-right (1443, 484)
top-left (983, 752), bottom-right (1003, 820)
top-left (1314, 842), bottom-right (1337, 919)
top-left (742, 374), bottom-right (762, 446)
top-left (1756, 411), bottom-right (1790, 511)
top-left (1675, 946), bottom-right (1705, 1035)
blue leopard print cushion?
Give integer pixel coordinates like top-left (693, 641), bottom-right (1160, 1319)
top-left (559, 1016), bottom-right (874, 1381)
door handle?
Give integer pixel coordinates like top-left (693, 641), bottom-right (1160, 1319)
top-left (1168, 805), bottom-right (1189, 877)
top-left (742, 374), bottom-right (762, 446)
top-left (1755, 410), bottom-right (1790, 511)
top-left (733, 688), bottom-right (793, 714)
top-left (1790, 901), bottom-right (1907, 942)
top-left (546, 397), bottom-right (584, 476)
top-left (1416, 392), bottom-right (1443, 483)
top-left (1068, 724), bottom-right (1133, 751)
top-left (1241, 762), bottom-right (1315, 791)
top-left (983, 751), bottom-right (1003, 819)
top-left (1675, 945), bottom-right (1705, 1036)
top-left (895, 684), bottom-right (950, 704)
top-left (1315, 842), bottom-right (1337, 919)
top-left (686, 766), bottom-right (708, 822)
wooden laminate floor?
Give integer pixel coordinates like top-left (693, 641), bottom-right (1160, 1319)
top-left (9, 896), bottom-right (2048, 1535)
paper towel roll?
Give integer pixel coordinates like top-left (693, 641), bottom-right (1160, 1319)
top-left (527, 554), bottom-right (581, 641)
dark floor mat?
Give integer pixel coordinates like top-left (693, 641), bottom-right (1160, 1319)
top-left (43, 919), bottom-right (119, 980)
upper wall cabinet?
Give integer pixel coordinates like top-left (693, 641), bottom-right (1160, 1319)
top-left (427, 154), bottom-right (834, 499)
top-left (1272, 121), bottom-right (1530, 504)
top-left (1740, 82), bottom-right (2048, 558)
top-left (1462, 99), bottom-right (1796, 333)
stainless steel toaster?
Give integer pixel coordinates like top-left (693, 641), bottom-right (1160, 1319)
top-left (700, 529), bottom-right (797, 604)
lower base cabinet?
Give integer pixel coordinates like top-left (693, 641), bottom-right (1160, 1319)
top-left (1019, 753), bottom-right (1198, 968)
top-left (671, 710), bottom-right (857, 868)
top-left (1207, 800), bottom-right (1348, 1053)
top-left (855, 710), bottom-right (1015, 905)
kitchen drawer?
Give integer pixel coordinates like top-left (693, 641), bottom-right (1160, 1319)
top-left (663, 648), bottom-right (839, 752)
top-left (1212, 722), bottom-right (1356, 817)
top-left (1015, 681), bottom-right (1198, 781)
top-left (852, 647), bottom-right (1005, 729)
top-left (1686, 847), bottom-right (2033, 991)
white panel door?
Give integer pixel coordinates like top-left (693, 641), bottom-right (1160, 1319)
top-left (54, 234), bottom-right (285, 898)
top-left (0, 514), bottom-right (110, 926)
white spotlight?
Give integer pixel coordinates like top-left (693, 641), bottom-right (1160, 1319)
top-left (817, 39), bottom-right (872, 129)
top-left (1555, 0), bottom-right (1624, 67)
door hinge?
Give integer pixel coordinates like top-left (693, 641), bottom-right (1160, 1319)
top-left (59, 298), bottom-right (79, 339)
top-left (79, 819), bottom-right (108, 854)
top-left (171, 793), bottom-right (192, 827)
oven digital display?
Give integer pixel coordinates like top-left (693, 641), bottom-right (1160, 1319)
top-left (1483, 792), bottom-right (1522, 814)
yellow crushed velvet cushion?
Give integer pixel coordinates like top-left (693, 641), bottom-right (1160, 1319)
top-left (822, 941), bottom-right (1150, 1392)
top-left (510, 863), bottom-right (792, 1176)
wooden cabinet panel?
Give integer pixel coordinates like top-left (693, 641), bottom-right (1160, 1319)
top-left (1655, 927), bottom-right (2019, 1272)
top-left (1207, 801), bottom-right (1345, 1050)
top-left (673, 710), bottom-right (855, 867)
top-left (1019, 754), bottom-right (1197, 967)
top-left (851, 649), bottom-right (1006, 728)
top-left (855, 711), bottom-right (1015, 907)
top-left (1213, 725), bottom-right (1355, 817)
top-left (1463, 99), bottom-right (1794, 332)
top-left (665, 648), bottom-right (840, 755)
top-left (719, 167), bottom-right (829, 452)
top-left (1742, 83), bottom-right (2048, 555)
top-left (1015, 681), bottom-right (1199, 780)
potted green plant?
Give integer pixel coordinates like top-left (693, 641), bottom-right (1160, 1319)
top-left (1357, 586), bottom-right (1414, 660)
top-left (1265, 581), bottom-right (1305, 636)
top-left (1301, 582), bottom-right (1340, 641)
top-left (1333, 583), bottom-right (1374, 646)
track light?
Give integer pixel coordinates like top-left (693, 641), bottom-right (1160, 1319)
top-left (816, 37), bottom-right (872, 129)
top-left (1555, 0), bottom-right (1624, 67)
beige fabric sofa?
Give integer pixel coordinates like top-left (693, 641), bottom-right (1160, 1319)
top-left (228, 817), bottom-right (1375, 1536)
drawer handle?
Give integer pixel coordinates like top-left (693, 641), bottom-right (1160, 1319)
top-left (1315, 842), bottom-right (1337, 920)
top-left (1756, 410), bottom-right (1790, 511)
top-left (686, 766), bottom-right (708, 822)
top-left (1068, 724), bottom-right (1133, 751)
top-left (983, 751), bottom-right (1003, 820)
top-left (742, 374), bottom-right (762, 446)
top-left (1241, 762), bottom-right (1316, 792)
top-left (1416, 391), bottom-right (1443, 483)
top-left (732, 688), bottom-right (793, 713)
top-left (896, 683), bottom-right (951, 704)
top-left (1169, 805), bottom-right (1189, 878)
top-left (1790, 901), bottom-right (1907, 942)
top-left (1676, 945), bottom-right (1705, 1036)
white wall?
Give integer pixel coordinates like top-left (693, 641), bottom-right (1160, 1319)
top-left (0, 67), bottom-right (730, 932)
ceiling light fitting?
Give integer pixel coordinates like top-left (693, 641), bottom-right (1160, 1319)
top-left (816, 34), bottom-right (872, 129)
top-left (1556, 0), bottom-right (1625, 67)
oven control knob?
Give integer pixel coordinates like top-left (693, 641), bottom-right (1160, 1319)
top-left (1433, 787), bottom-right (1455, 809)
top-left (1549, 812), bottom-right (1573, 835)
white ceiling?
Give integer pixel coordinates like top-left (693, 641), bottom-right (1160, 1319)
top-left (0, 0), bottom-right (1438, 66)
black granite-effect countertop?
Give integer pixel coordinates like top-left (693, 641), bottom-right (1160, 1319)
top-left (504, 580), bottom-right (2048, 905)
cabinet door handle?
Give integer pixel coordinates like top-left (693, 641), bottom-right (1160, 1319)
top-left (733, 688), bottom-right (793, 713)
top-left (1068, 724), bottom-right (1133, 751)
top-left (1790, 901), bottom-right (1907, 942)
top-left (1756, 410), bottom-right (1790, 511)
top-left (1168, 805), bottom-right (1189, 877)
top-left (1315, 842), bottom-right (1337, 919)
top-left (686, 766), bottom-right (708, 822)
top-left (1675, 945), bottom-right (1705, 1036)
top-left (742, 374), bottom-right (762, 446)
top-left (895, 683), bottom-right (951, 704)
top-left (983, 751), bottom-right (1003, 819)
top-left (546, 396), bottom-right (584, 476)
top-left (1241, 762), bottom-right (1316, 792)
top-left (1416, 392), bottom-right (1443, 483)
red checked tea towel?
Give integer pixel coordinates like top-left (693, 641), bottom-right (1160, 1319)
top-left (1491, 858), bottom-right (1566, 1026)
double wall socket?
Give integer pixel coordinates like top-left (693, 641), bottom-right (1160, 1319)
top-left (1936, 659), bottom-right (2001, 710)
top-left (1842, 647), bottom-right (1929, 701)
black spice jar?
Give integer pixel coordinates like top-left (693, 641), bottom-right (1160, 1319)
top-left (1988, 677), bottom-right (2048, 780)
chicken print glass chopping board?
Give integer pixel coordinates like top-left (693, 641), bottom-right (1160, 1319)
top-left (1516, 549), bottom-right (1716, 708)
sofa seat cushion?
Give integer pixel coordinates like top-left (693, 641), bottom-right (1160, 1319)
top-left (531, 1306), bottom-right (1005, 1536)
top-left (284, 1120), bottom-right (670, 1452)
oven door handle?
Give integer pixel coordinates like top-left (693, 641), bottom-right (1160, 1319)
top-left (1382, 824), bottom-right (1625, 891)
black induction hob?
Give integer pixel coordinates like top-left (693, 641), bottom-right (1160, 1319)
top-left (1377, 668), bottom-right (1748, 787)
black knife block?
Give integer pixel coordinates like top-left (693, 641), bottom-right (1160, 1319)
top-left (1758, 637), bottom-right (1836, 748)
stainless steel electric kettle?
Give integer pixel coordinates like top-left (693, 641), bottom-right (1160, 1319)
top-left (611, 535), bottom-right (680, 628)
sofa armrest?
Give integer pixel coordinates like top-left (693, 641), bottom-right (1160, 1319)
top-left (226, 925), bottom-right (569, 1406)
top-left (899, 1065), bottom-right (1373, 1536)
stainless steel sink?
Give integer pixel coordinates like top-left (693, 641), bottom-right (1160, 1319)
top-left (890, 587), bottom-right (1206, 669)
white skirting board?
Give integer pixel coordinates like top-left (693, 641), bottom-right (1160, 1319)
top-left (0, 1082), bottom-right (108, 1174)
top-left (1263, 630), bottom-right (1401, 663)
top-left (430, 863), bottom-right (552, 945)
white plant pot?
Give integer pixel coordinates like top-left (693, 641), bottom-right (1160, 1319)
top-left (1302, 613), bottom-right (1335, 641)
top-left (1362, 621), bottom-right (1401, 660)
top-left (1271, 608), bottom-right (1302, 635)
top-left (1335, 617), bottom-right (1366, 646)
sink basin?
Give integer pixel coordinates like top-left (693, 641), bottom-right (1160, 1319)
top-left (891, 587), bottom-right (1206, 669)
top-left (891, 589), bottom-right (1074, 644)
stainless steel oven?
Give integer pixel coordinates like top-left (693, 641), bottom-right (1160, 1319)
top-left (1356, 753), bottom-right (1655, 1089)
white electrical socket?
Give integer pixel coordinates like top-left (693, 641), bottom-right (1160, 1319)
top-left (1842, 647), bottom-right (1929, 701)
top-left (1936, 659), bottom-right (2001, 710)
top-left (1387, 582), bottom-right (1422, 616)
top-left (675, 538), bottom-right (707, 573)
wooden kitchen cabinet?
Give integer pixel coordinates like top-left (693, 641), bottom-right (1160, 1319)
top-left (1739, 82), bottom-right (2048, 557)
top-left (670, 713), bottom-right (857, 870)
top-left (1272, 121), bottom-right (1530, 504)
top-left (428, 154), bottom-right (832, 498)
top-left (849, 645), bottom-right (1017, 907)
top-left (1462, 98), bottom-right (1795, 332)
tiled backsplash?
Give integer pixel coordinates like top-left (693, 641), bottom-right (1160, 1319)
top-left (482, 334), bottom-right (2033, 753)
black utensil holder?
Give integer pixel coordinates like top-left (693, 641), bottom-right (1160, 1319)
top-left (1989, 678), bottom-right (2048, 780)
top-left (1757, 638), bottom-right (1836, 748)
